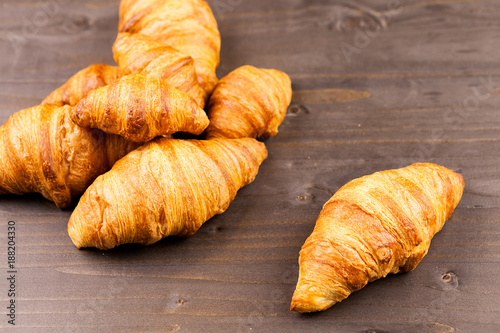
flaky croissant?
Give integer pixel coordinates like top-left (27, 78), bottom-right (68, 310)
top-left (71, 74), bottom-right (209, 142)
top-left (205, 65), bottom-right (292, 140)
top-left (68, 137), bottom-right (267, 250)
top-left (118, 0), bottom-right (221, 95)
top-left (0, 105), bottom-right (140, 208)
top-left (42, 64), bottom-right (121, 107)
top-left (291, 163), bottom-right (464, 313)
top-left (113, 32), bottom-right (206, 107)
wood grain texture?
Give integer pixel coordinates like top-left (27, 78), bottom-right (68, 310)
top-left (1, 0), bottom-right (499, 332)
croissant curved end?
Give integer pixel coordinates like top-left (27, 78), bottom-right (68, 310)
top-left (67, 218), bottom-right (86, 249)
top-left (67, 210), bottom-right (101, 250)
top-left (67, 183), bottom-right (112, 250)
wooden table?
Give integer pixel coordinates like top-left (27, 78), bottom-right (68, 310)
top-left (1, 0), bottom-right (499, 332)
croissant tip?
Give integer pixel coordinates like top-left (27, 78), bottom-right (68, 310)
top-left (289, 302), bottom-right (322, 313)
top-left (290, 294), bottom-right (336, 313)
top-left (289, 300), bottom-right (304, 313)
top-left (290, 299), bottom-right (311, 313)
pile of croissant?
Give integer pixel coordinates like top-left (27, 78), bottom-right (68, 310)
top-left (1, 0), bottom-right (464, 314)
top-left (1, 0), bottom-right (292, 248)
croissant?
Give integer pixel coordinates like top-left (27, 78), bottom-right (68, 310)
top-left (67, 137), bottom-right (267, 250)
top-left (71, 74), bottom-right (209, 142)
top-left (0, 105), bottom-right (140, 208)
top-left (290, 163), bottom-right (464, 313)
top-left (118, 0), bottom-right (221, 95)
top-left (42, 64), bottom-right (121, 107)
top-left (205, 65), bottom-right (292, 140)
top-left (113, 32), bottom-right (206, 107)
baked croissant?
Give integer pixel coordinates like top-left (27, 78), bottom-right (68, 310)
top-left (0, 105), bottom-right (140, 208)
top-left (42, 64), bottom-right (121, 107)
top-left (113, 32), bottom-right (206, 107)
top-left (118, 0), bottom-right (221, 95)
top-left (68, 137), bottom-right (267, 250)
top-left (71, 74), bottom-right (209, 142)
top-left (205, 65), bottom-right (292, 140)
top-left (290, 163), bottom-right (464, 313)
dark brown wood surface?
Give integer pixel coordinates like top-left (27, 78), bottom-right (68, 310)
top-left (1, 0), bottom-right (500, 332)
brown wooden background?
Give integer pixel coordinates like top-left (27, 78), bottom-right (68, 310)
top-left (1, 0), bottom-right (500, 332)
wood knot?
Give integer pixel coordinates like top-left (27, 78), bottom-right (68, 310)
top-left (319, 5), bottom-right (388, 32)
top-left (177, 297), bottom-right (187, 305)
top-left (210, 225), bottom-right (223, 233)
top-left (296, 193), bottom-right (314, 203)
top-left (287, 103), bottom-right (309, 115)
top-left (441, 271), bottom-right (459, 289)
top-left (63, 15), bottom-right (90, 33)
top-left (442, 271), bottom-right (455, 283)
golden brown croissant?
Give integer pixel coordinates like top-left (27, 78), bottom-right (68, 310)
top-left (0, 105), bottom-right (140, 208)
top-left (68, 137), bottom-right (267, 250)
top-left (71, 74), bottom-right (209, 142)
top-left (113, 32), bottom-right (206, 107)
top-left (290, 163), bottom-right (464, 313)
top-left (118, 0), bottom-right (221, 95)
top-left (42, 64), bottom-right (121, 107)
top-left (205, 65), bottom-right (292, 140)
